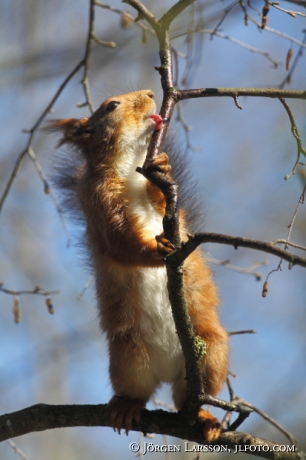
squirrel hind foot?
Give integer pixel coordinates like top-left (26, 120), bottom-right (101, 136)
top-left (108, 395), bottom-right (146, 435)
top-left (197, 409), bottom-right (222, 442)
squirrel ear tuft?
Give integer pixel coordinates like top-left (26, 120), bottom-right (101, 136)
top-left (44, 118), bottom-right (90, 147)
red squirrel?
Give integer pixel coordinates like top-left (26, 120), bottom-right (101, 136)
top-left (49, 90), bottom-right (229, 442)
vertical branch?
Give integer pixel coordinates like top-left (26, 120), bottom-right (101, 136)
top-left (126, 0), bottom-right (206, 423)
top-left (82, 0), bottom-right (96, 113)
top-left (145, 26), bottom-right (177, 161)
top-left (279, 97), bottom-right (306, 180)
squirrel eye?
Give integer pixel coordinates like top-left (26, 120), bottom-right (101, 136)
top-left (107, 101), bottom-right (120, 112)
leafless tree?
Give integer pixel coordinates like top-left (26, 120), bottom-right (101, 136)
top-left (0, 1), bottom-right (306, 458)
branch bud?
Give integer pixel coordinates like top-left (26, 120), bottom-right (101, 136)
top-left (13, 296), bottom-right (21, 323)
top-left (46, 297), bottom-right (54, 314)
top-left (262, 281), bottom-right (269, 297)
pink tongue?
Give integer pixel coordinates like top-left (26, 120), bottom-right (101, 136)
top-left (150, 114), bottom-right (163, 131)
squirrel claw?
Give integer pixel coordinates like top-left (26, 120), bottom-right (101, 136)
top-left (108, 396), bottom-right (145, 435)
top-left (157, 242), bottom-right (173, 254)
top-left (154, 233), bottom-right (175, 258)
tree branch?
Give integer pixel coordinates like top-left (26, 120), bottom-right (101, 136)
top-left (207, 256), bottom-right (269, 280)
top-left (0, 404), bottom-right (300, 459)
top-left (94, 2), bottom-right (155, 35)
top-left (82, 0), bottom-right (97, 113)
top-left (233, 397), bottom-right (297, 446)
top-left (170, 233), bottom-right (306, 269)
top-left (122, 0), bottom-right (159, 29)
top-left (265, 0), bottom-right (306, 17)
top-left (160, 0), bottom-right (196, 30)
top-left (0, 284), bottom-right (59, 298)
top-left (0, 60), bottom-right (84, 217)
top-left (264, 183), bottom-right (306, 286)
top-left (279, 98), bottom-right (306, 179)
top-left (280, 31), bottom-right (306, 89)
top-left (242, 7), bottom-right (306, 49)
top-left (178, 88), bottom-right (306, 101)
top-left (6, 439), bottom-right (29, 460)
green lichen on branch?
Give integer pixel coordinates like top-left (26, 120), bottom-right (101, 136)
top-left (194, 335), bottom-right (206, 358)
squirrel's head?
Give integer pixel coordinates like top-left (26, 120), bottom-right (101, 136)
top-left (47, 90), bottom-right (163, 166)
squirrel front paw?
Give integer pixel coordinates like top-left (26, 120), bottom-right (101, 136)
top-left (145, 152), bottom-right (171, 175)
top-left (152, 232), bottom-right (174, 260)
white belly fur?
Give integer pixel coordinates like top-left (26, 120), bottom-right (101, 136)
top-left (136, 266), bottom-right (184, 383)
top-left (104, 262), bottom-right (184, 383)
top-left (115, 149), bottom-right (184, 383)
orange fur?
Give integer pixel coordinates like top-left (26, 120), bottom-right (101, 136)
top-left (50, 90), bottom-right (229, 442)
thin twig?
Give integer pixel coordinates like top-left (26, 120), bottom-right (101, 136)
top-left (0, 284), bottom-right (59, 297)
top-left (171, 47), bottom-right (180, 87)
top-left (279, 98), bottom-right (306, 179)
top-left (179, 3), bottom-right (200, 87)
top-left (77, 274), bottom-right (94, 300)
top-left (0, 61), bottom-right (84, 216)
top-left (271, 239), bottom-right (306, 251)
top-left (278, 183), bottom-right (305, 254)
top-left (228, 370), bottom-right (238, 379)
top-left (6, 440), bottom-right (29, 460)
top-left (221, 378), bottom-right (235, 428)
top-left (82, 0), bottom-right (96, 113)
top-left (122, 0), bottom-right (159, 29)
top-left (138, 432), bottom-right (144, 460)
top-left (161, 0), bottom-right (196, 30)
top-left (172, 28), bottom-right (280, 67)
top-left (233, 94), bottom-right (243, 109)
top-left (265, 0), bottom-right (306, 17)
top-left (91, 32), bottom-right (116, 48)
top-left (265, 183), bottom-right (306, 283)
top-left (233, 396), bottom-right (298, 445)
top-left (207, 256), bottom-right (269, 280)
top-left (228, 329), bottom-right (256, 335)
top-left (94, 1), bottom-right (154, 34)
top-left (175, 102), bottom-right (200, 153)
top-left (227, 378), bottom-right (235, 401)
top-left (210, 1), bottom-right (240, 37)
top-left (27, 146), bottom-right (71, 245)
top-left (246, 11), bottom-right (306, 49)
top-left (280, 32), bottom-right (306, 89)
